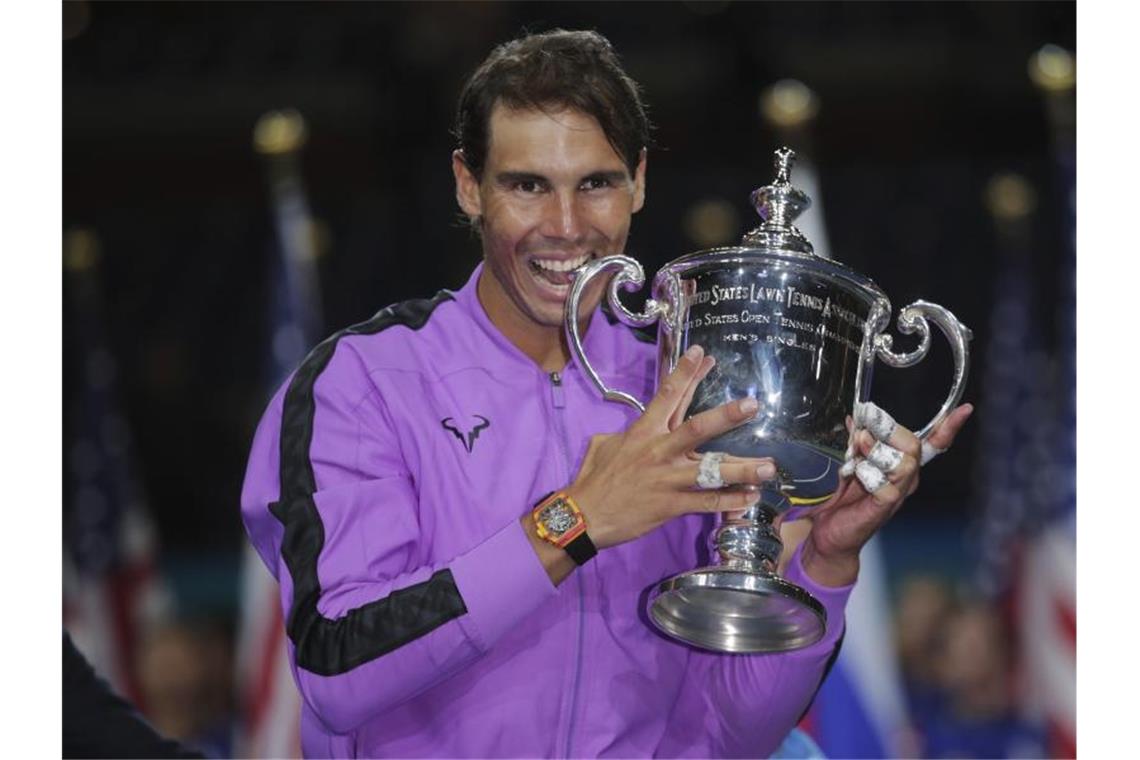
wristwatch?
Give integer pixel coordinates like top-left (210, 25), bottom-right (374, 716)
top-left (531, 491), bottom-right (598, 566)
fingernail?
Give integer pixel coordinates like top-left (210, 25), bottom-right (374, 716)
top-left (740, 397), bottom-right (758, 415)
top-left (684, 345), bottom-right (703, 361)
top-left (757, 462), bottom-right (776, 479)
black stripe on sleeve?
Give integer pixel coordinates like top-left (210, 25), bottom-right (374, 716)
top-left (270, 291), bottom-right (469, 677)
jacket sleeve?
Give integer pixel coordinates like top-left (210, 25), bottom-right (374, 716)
top-left (240, 343), bottom-right (557, 736)
top-left (658, 543), bottom-right (851, 758)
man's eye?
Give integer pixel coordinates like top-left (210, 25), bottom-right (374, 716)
top-left (513, 180), bottom-right (544, 193)
top-left (581, 177), bottom-right (612, 191)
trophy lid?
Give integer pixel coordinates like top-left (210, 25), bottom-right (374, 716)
top-left (742, 147), bottom-right (814, 255)
top-left (661, 146), bottom-right (888, 306)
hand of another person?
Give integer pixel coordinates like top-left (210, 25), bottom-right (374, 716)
top-left (565, 345), bottom-right (775, 550)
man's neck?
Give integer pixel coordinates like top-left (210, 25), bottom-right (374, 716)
top-left (475, 270), bottom-right (579, 373)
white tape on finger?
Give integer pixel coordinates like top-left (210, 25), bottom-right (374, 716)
top-left (855, 460), bottom-right (888, 493)
top-left (855, 401), bottom-right (897, 442)
top-left (920, 440), bottom-right (944, 466)
top-left (839, 457), bottom-right (857, 479)
top-left (867, 441), bottom-right (904, 474)
top-left (696, 451), bottom-right (726, 490)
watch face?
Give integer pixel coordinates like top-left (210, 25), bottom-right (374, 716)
top-left (540, 501), bottom-right (578, 537)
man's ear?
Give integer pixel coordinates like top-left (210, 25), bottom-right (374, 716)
top-left (632, 148), bottom-right (647, 213)
top-left (452, 150), bottom-right (482, 221)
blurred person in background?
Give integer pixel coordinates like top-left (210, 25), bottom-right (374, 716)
top-left (895, 575), bottom-right (955, 725)
top-left (899, 593), bottom-right (1045, 759)
top-left (64, 630), bottom-right (205, 759)
top-left (924, 601), bottom-right (1045, 758)
top-left (136, 620), bottom-right (237, 758)
top-left (241, 28), bottom-right (972, 757)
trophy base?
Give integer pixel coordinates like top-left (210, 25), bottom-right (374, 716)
top-left (647, 566), bottom-right (826, 653)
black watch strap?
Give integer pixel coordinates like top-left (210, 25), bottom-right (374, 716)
top-left (563, 532), bottom-right (597, 566)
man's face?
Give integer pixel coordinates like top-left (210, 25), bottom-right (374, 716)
top-left (453, 105), bottom-right (646, 332)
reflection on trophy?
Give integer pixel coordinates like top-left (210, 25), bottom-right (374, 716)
top-left (565, 148), bottom-right (973, 653)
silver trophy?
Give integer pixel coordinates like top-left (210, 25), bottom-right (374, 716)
top-left (565, 148), bottom-right (972, 653)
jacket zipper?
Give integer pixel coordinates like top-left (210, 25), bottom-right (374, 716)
top-left (549, 371), bottom-right (586, 758)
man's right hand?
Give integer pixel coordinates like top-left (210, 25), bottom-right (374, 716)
top-left (564, 344), bottom-right (777, 550)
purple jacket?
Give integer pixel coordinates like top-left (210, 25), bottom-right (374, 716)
top-left (241, 264), bottom-right (852, 758)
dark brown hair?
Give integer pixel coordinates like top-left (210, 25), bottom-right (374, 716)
top-left (454, 29), bottom-right (652, 179)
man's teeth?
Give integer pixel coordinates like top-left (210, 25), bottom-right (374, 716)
top-left (532, 254), bottom-right (591, 273)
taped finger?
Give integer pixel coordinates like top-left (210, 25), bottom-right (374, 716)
top-left (854, 401), bottom-right (897, 442)
top-left (839, 457), bottom-right (857, 479)
top-left (696, 451), bottom-right (726, 490)
top-left (920, 440), bottom-right (944, 466)
top-left (857, 401), bottom-right (922, 460)
top-left (866, 441), bottom-right (905, 474)
top-left (681, 461), bottom-right (772, 490)
top-left (855, 460), bottom-right (888, 493)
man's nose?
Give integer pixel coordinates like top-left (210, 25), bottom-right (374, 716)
top-left (541, 191), bottom-right (586, 241)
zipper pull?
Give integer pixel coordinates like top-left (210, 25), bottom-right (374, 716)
top-left (549, 371), bottom-right (566, 409)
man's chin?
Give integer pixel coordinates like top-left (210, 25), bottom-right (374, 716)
top-left (565, 296), bottom-right (605, 333)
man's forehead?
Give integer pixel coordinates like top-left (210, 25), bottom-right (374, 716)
top-left (484, 103), bottom-right (629, 174)
top-left (489, 99), bottom-right (598, 124)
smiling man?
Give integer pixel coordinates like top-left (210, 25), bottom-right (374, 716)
top-left (241, 29), bottom-right (971, 758)
top-left (454, 104), bottom-right (644, 370)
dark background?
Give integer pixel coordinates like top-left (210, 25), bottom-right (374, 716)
top-left (63, 1), bottom-right (1075, 611)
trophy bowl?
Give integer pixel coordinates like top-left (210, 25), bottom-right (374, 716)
top-left (565, 148), bottom-right (972, 653)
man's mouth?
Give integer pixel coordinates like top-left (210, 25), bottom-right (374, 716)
top-left (528, 252), bottom-right (595, 288)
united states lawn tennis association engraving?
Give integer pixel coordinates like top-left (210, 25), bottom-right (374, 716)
top-left (685, 284), bottom-right (865, 353)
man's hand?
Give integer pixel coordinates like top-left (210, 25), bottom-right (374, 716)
top-left (564, 345), bottom-right (776, 550)
top-left (797, 402), bottom-right (974, 587)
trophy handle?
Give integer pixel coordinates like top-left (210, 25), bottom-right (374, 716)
top-left (565, 255), bottom-right (668, 414)
top-left (873, 300), bottom-right (973, 440)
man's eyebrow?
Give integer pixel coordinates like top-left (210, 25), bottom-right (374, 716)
top-left (494, 171), bottom-right (548, 186)
top-left (583, 170), bottom-right (629, 184)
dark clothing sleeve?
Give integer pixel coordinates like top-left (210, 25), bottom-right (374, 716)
top-left (62, 631), bottom-right (205, 759)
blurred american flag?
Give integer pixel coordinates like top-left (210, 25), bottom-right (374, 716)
top-left (63, 230), bottom-right (172, 705)
top-left (234, 110), bottom-right (323, 759)
top-left (972, 126), bottom-right (1075, 756)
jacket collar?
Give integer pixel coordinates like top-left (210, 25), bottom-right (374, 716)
top-left (452, 261), bottom-right (626, 377)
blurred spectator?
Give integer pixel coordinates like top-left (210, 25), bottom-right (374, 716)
top-left (894, 578), bottom-right (1047, 759)
top-left (64, 630), bottom-right (204, 759)
top-left (920, 601), bottom-right (1045, 758)
top-left (135, 620), bottom-right (236, 758)
top-left (895, 576), bottom-right (954, 719)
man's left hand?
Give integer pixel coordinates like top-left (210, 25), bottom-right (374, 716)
top-left (797, 402), bottom-right (974, 587)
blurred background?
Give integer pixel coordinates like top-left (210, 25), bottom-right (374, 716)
top-left (61, 2), bottom-right (1075, 758)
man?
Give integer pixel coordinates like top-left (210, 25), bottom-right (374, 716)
top-left (241, 29), bottom-right (971, 757)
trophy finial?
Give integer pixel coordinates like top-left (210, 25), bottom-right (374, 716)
top-left (774, 147), bottom-right (795, 185)
top-left (743, 148), bottom-right (814, 254)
